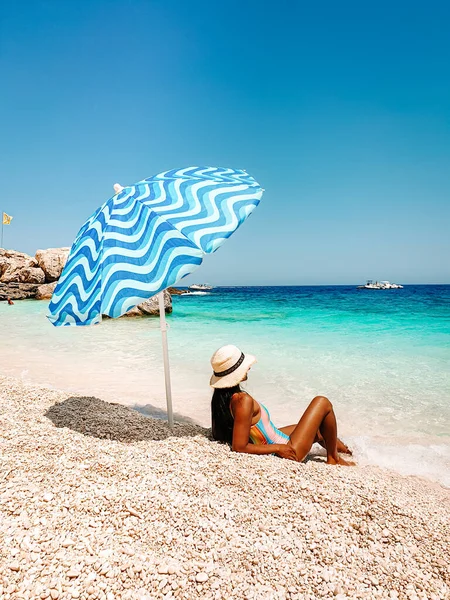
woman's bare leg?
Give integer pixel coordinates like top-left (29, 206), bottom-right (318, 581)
top-left (279, 425), bottom-right (352, 455)
top-left (318, 431), bottom-right (353, 455)
top-left (286, 396), bottom-right (353, 465)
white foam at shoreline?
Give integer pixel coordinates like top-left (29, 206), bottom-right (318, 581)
top-left (350, 436), bottom-right (450, 488)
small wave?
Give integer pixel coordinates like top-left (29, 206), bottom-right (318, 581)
top-left (349, 436), bottom-right (450, 488)
top-left (183, 291), bottom-right (210, 296)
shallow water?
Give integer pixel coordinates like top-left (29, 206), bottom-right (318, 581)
top-left (1, 285), bottom-right (449, 486)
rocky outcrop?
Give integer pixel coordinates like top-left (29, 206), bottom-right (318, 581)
top-left (138, 290), bottom-right (172, 315)
top-left (35, 248), bottom-right (70, 282)
top-left (122, 290), bottom-right (172, 317)
top-left (36, 281), bottom-right (58, 300)
top-left (0, 249), bottom-right (45, 284)
top-left (121, 306), bottom-right (142, 317)
top-left (0, 247), bottom-right (69, 300)
top-left (0, 282), bottom-right (40, 301)
top-left (17, 267), bottom-right (46, 284)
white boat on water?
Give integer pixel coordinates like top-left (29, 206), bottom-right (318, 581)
top-left (357, 280), bottom-right (404, 290)
top-left (188, 284), bottom-right (213, 291)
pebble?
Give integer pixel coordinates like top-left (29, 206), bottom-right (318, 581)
top-left (67, 569), bottom-right (80, 578)
top-left (159, 578), bottom-right (168, 590)
top-left (158, 565), bottom-right (169, 574)
top-left (321, 568), bottom-right (330, 582)
top-left (195, 572), bottom-right (209, 583)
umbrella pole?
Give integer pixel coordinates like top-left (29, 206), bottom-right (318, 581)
top-left (158, 291), bottom-right (174, 428)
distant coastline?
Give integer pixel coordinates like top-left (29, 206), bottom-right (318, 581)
top-left (184, 283), bottom-right (450, 287)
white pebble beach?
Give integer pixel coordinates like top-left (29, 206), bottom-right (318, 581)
top-left (1, 376), bottom-right (449, 600)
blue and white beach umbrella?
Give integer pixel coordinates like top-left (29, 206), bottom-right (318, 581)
top-left (48, 166), bottom-right (263, 424)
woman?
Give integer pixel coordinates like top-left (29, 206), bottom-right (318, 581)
top-left (210, 345), bottom-right (353, 465)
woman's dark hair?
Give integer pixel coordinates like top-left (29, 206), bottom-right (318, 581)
top-left (211, 384), bottom-right (241, 444)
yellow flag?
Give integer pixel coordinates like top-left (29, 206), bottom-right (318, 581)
top-left (2, 213), bottom-right (13, 225)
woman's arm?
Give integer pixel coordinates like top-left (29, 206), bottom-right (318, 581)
top-left (231, 393), bottom-right (296, 459)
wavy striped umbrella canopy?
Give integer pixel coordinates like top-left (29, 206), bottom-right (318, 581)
top-left (48, 167), bottom-right (263, 326)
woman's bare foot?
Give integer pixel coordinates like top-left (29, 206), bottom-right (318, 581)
top-left (326, 454), bottom-right (355, 466)
top-left (337, 440), bottom-right (353, 455)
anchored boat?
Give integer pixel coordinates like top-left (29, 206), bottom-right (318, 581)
top-left (357, 280), bottom-right (404, 290)
top-left (188, 284), bottom-right (213, 291)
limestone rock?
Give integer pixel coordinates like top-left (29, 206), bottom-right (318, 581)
top-left (0, 282), bottom-right (40, 301)
top-left (123, 290), bottom-right (172, 317)
top-left (136, 290), bottom-right (172, 315)
top-left (0, 249), bottom-right (38, 283)
top-left (167, 287), bottom-right (184, 295)
top-left (18, 266), bottom-right (46, 284)
top-left (121, 306), bottom-right (142, 317)
top-left (35, 247), bottom-right (70, 282)
top-left (36, 281), bottom-right (58, 300)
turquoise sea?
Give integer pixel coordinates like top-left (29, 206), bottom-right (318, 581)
top-left (1, 285), bottom-right (449, 486)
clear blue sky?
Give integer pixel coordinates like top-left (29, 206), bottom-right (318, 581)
top-left (2, 0), bottom-right (449, 284)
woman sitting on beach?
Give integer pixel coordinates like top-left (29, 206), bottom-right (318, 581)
top-left (210, 345), bottom-right (353, 465)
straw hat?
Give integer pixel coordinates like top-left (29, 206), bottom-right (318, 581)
top-left (210, 345), bottom-right (256, 388)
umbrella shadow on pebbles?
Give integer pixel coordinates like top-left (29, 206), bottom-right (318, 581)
top-left (45, 396), bottom-right (211, 443)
